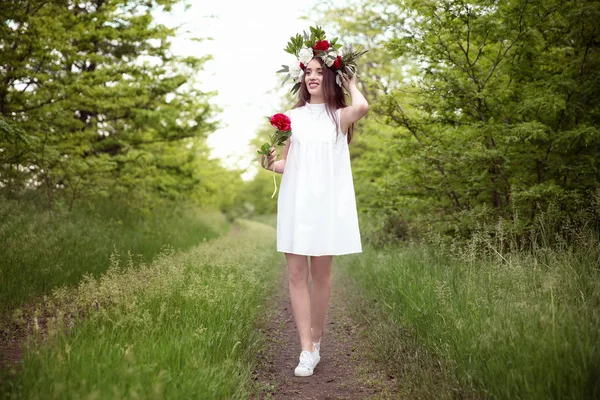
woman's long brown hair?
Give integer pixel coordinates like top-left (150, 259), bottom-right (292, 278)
top-left (293, 57), bottom-right (354, 143)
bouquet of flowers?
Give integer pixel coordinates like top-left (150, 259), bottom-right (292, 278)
top-left (277, 26), bottom-right (367, 94)
top-left (257, 113), bottom-right (292, 197)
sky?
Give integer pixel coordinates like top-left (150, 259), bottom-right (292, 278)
top-left (156, 1), bottom-right (322, 178)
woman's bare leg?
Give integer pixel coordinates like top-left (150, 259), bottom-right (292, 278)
top-left (286, 253), bottom-right (314, 351)
top-left (309, 255), bottom-right (333, 343)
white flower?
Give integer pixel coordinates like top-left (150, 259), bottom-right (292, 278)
top-left (323, 50), bottom-right (337, 67)
top-left (298, 47), bottom-right (314, 66)
top-left (289, 63), bottom-right (302, 80)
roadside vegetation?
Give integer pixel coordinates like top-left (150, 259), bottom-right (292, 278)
top-left (338, 212), bottom-right (600, 399)
top-left (1, 220), bottom-right (281, 399)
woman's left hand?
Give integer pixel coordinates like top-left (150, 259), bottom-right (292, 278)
top-left (342, 73), bottom-right (357, 92)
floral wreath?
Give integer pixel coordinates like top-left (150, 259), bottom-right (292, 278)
top-left (277, 26), bottom-right (367, 94)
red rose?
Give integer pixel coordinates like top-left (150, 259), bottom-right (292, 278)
top-left (269, 113), bottom-right (291, 132)
top-left (313, 40), bottom-right (330, 52)
top-left (300, 62), bottom-right (306, 70)
top-left (333, 56), bottom-right (343, 69)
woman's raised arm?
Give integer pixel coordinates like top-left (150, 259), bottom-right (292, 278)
top-left (340, 75), bottom-right (369, 133)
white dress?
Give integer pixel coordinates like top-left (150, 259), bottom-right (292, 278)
top-left (277, 102), bottom-right (362, 256)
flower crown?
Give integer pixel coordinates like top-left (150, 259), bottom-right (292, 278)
top-left (277, 26), bottom-right (367, 94)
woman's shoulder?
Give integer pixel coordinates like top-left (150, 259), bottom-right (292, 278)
top-left (285, 107), bottom-right (305, 118)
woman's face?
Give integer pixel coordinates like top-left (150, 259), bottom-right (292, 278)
top-left (304, 58), bottom-right (324, 99)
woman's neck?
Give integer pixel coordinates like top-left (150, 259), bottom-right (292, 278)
top-left (308, 95), bottom-right (325, 104)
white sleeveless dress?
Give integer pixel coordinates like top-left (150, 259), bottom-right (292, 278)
top-left (277, 102), bottom-right (362, 256)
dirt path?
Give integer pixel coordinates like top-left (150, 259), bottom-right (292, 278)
top-left (0, 333), bottom-right (21, 371)
top-left (253, 266), bottom-right (395, 399)
top-left (0, 301), bottom-right (45, 374)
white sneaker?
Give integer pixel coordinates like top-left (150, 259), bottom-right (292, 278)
top-left (294, 350), bottom-right (320, 377)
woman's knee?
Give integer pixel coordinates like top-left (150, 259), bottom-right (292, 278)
top-left (310, 256), bottom-right (333, 285)
top-left (311, 272), bottom-right (332, 287)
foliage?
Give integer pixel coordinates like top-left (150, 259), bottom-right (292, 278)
top-left (337, 219), bottom-right (600, 399)
top-left (0, 0), bottom-right (234, 211)
top-left (0, 192), bottom-right (228, 315)
top-left (315, 0), bottom-right (600, 239)
top-left (283, 26), bottom-right (341, 57)
top-left (234, 171), bottom-right (281, 217)
top-left (0, 220), bottom-right (281, 399)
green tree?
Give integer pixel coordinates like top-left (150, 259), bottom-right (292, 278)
top-left (318, 0), bottom-right (600, 238)
top-left (0, 0), bottom-right (220, 210)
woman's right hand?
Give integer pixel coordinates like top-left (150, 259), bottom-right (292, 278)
top-left (261, 146), bottom-right (277, 170)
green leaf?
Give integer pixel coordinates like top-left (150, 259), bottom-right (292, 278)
top-left (291, 82), bottom-right (301, 95)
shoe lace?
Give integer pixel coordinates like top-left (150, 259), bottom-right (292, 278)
top-left (298, 351), bottom-right (314, 369)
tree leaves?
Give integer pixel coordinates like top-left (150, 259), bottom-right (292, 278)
top-left (0, 0), bottom-right (226, 211)
top-left (317, 0), bottom-right (600, 237)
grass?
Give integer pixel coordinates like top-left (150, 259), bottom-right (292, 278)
top-left (1, 219), bottom-right (282, 399)
top-left (334, 269), bottom-right (471, 399)
top-left (337, 227), bottom-right (600, 399)
top-left (0, 196), bottom-right (229, 316)
top-left (251, 214), bottom-right (277, 228)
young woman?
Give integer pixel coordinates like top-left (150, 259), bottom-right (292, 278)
top-left (261, 51), bottom-right (368, 377)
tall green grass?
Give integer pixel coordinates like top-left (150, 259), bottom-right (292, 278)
top-left (251, 214), bottom-right (277, 228)
top-left (0, 196), bottom-right (229, 315)
top-left (338, 227), bottom-right (600, 399)
top-left (1, 220), bottom-right (281, 399)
